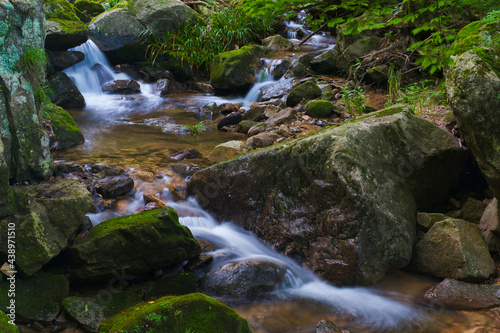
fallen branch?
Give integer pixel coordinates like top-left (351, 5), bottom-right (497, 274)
top-left (298, 21), bottom-right (329, 47)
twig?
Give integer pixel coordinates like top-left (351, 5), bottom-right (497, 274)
top-left (298, 21), bottom-right (329, 47)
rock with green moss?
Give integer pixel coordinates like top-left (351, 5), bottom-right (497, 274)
top-left (89, 8), bottom-right (146, 64)
top-left (73, 0), bottom-right (105, 23)
top-left (0, 273), bottom-right (69, 323)
top-left (45, 0), bottom-right (88, 50)
top-left (210, 45), bottom-right (274, 92)
top-left (446, 18), bottom-right (500, 199)
top-left (43, 103), bottom-right (84, 150)
top-left (262, 35), bottom-right (294, 52)
top-left (0, 179), bottom-right (91, 276)
top-left (0, 311), bottom-right (18, 333)
top-left (98, 293), bottom-right (252, 333)
top-left (65, 207), bottom-right (201, 282)
top-left (310, 50), bottom-right (337, 75)
top-left (285, 80), bottom-right (322, 107)
top-left (409, 218), bottom-right (496, 282)
top-left (63, 292), bottom-right (142, 332)
top-left (446, 197), bottom-right (488, 224)
top-left (305, 100), bottom-right (337, 118)
top-left (188, 107), bottom-right (467, 285)
top-left (129, 0), bottom-right (199, 36)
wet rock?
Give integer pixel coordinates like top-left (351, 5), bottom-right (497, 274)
top-left (447, 197), bottom-right (488, 224)
top-left (268, 59), bottom-right (291, 80)
top-left (54, 161), bottom-right (84, 175)
top-left (285, 81), bottom-right (322, 107)
top-left (480, 198), bottom-right (500, 251)
top-left (243, 106), bottom-right (265, 121)
top-left (95, 177), bottom-right (134, 198)
top-left (200, 259), bottom-right (287, 298)
top-left (260, 78), bottom-right (296, 101)
top-left (265, 107), bottom-right (296, 127)
top-left (218, 103), bottom-right (242, 115)
top-left (284, 62), bottom-right (308, 79)
top-left (409, 218), bottom-right (496, 282)
top-left (188, 107), bottom-right (467, 285)
top-left (128, 272), bottom-right (198, 300)
top-left (305, 100), bottom-right (337, 118)
top-left (310, 50), bottom-right (337, 75)
top-left (43, 103), bottom-right (85, 150)
top-left (316, 320), bottom-right (343, 333)
top-left (239, 120), bottom-right (259, 134)
top-left (0, 273), bottom-right (69, 323)
top-left (424, 278), bottom-right (500, 310)
top-left (208, 140), bottom-right (246, 163)
top-left (47, 51), bottom-right (85, 73)
top-left (247, 133), bottom-right (279, 150)
top-left (184, 254), bottom-right (214, 272)
top-left (98, 293), bottom-right (252, 333)
top-left (416, 212), bottom-right (447, 231)
top-left (217, 112), bottom-right (243, 130)
top-left (168, 149), bottom-right (201, 161)
top-left (62, 292), bottom-right (141, 332)
top-left (262, 35), bottom-right (294, 52)
top-left (45, 0), bottom-right (88, 51)
top-left (92, 63), bottom-right (114, 85)
top-left (64, 208), bottom-right (201, 282)
top-left (189, 81), bottom-right (214, 94)
top-left (102, 79), bottom-right (141, 94)
top-left (48, 71), bottom-right (85, 109)
top-left (91, 164), bottom-right (124, 176)
top-left (156, 78), bottom-right (181, 96)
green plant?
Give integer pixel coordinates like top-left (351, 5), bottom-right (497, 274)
top-left (182, 120), bottom-right (206, 136)
top-left (20, 47), bottom-right (49, 86)
top-left (35, 83), bottom-right (54, 112)
top-left (341, 83), bottom-right (366, 117)
top-left (99, 0), bottom-right (121, 11)
top-left (391, 79), bottom-right (447, 113)
top-left (386, 63), bottom-right (401, 106)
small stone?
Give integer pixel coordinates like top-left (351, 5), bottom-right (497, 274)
top-left (102, 79), bottom-right (140, 94)
top-left (217, 112), bottom-right (243, 130)
top-left (95, 178), bottom-right (135, 198)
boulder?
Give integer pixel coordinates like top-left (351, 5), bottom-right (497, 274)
top-left (243, 106), bottom-right (265, 122)
top-left (239, 120), bottom-right (258, 134)
top-left (246, 132), bottom-right (279, 149)
top-left (95, 177), bottom-right (134, 198)
top-left (98, 293), bottom-right (252, 333)
top-left (480, 198), bottom-right (500, 251)
top-left (285, 81), bottom-right (322, 107)
top-left (210, 45), bottom-right (274, 92)
top-left (217, 112), bottom-right (243, 130)
top-left (155, 78), bottom-right (181, 96)
top-left (218, 102), bottom-right (241, 115)
top-left (102, 79), bottom-right (140, 94)
top-left (130, 0), bottom-right (199, 36)
top-left (416, 212), bottom-right (447, 231)
top-left (64, 207), bottom-right (201, 282)
top-left (48, 71), bottom-right (85, 109)
top-left (0, 311), bottom-right (18, 333)
top-left (265, 107), bottom-right (296, 127)
top-left (0, 273), bottom-right (69, 323)
top-left (45, 0), bottom-right (88, 51)
top-left (43, 103), bottom-right (85, 150)
top-left (424, 278), bottom-right (500, 310)
top-left (409, 218), bottom-right (496, 282)
top-left (62, 292), bottom-right (142, 332)
top-left (188, 107), bottom-right (467, 285)
top-left (247, 122), bottom-right (267, 137)
top-left (445, 18), bottom-right (500, 198)
top-left (200, 259), bottom-right (287, 298)
top-left (285, 54), bottom-right (315, 79)
top-left (262, 35), bottom-right (294, 52)
top-left (305, 100), bottom-right (336, 118)
top-left (447, 197), bottom-right (488, 224)
top-left (208, 140), bottom-right (246, 163)
top-left (0, 179), bottom-right (91, 277)
top-left (127, 272), bottom-right (198, 300)
top-left (267, 59), bottom-right (291, 80)
top-left (91, 64), bottom-right (114, 86)
top-left (260, 77), bottom-right (296, 101)
top-left (47, 51), bottom-right (85, 73)
top-left (310, 50), bottom-right (337, 75)
top-left (89, 8), bottom-right (146, 63)
top-left (73, 0), bottom-right (105, 23)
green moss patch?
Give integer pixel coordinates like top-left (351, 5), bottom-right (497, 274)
top-left (43, 103), bottom-right (84, 149)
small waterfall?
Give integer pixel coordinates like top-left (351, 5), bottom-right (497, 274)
top-left (240, 67), bottom-right (275, 108)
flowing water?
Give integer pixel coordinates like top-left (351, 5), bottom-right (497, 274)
top-left (55, 30), bottom-right (500, 333)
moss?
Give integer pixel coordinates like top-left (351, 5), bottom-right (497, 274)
top-left (0, 311), bottom-right (19, 333)
top-left (130, 272), bottom-right (198, 300)
top-left (305, 100), bottom-right (335, 118)
top-left (45, 0), bottom-right (87, 34)
top-left (73, 0), bottom-right (105, 17)
top-left (43, 102), bottom-right (84, 149)
top-left (285, 80), bottom-right (322, 107)
top-left (98, 293), bottom-right (252, 333)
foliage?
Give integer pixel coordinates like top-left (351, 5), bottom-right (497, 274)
top-left (182, 121), bottom-right (206, 136)
top-left (19, 47), bottom-right (52, 111)
top-left (386, 78), bottom-right (447, 113)
top-left (99, 0), bottom-right (121, 11)
top-left (341, 83), bottom-right (366, 117)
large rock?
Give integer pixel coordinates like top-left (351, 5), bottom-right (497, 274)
top-left (89, 8), bottom-right (146, 63)
top-left (45, 0), bottom-right (88, 50)
top-left (260, 77), bottom-right (296, 101)
top-left (480, 198), bottom-right (500, 251)
top-left (47, 51), bottom-right (85, 73)
top-left (130, 0), bottom-right (199, 36)
top-left (0, 0), bottom-right (54, 182)
top-left (424, 278), bottom-right (500, 310)
top-left (43, 103), bottom-right (85, 150)
top-left (409, 218), bottom-right (496, 282)
top-left (0, 179), bottom-right (92, 277)
top-left (98, 293), bottom-right (252, 333)
top-left (208, 140), bottom-right (246, 163)
top-left (48, 71), bottom-right (85, 108)
top-left (310, 50), bottom-right (337, 75)
top-left (64, 207), bottom-right (201, 282)
top-left (445, 18), bottom-right (500, 198)
top-left (285, 80), bottom-right (322, 107)
top-left (188, 107), bottom-right (467, 285)
top-left (262, 35), bottom-right (294, 52)
top-left (0, 273), bottom-right (69, 323)
top-left (210, 45), bottom-right (274, 92)
top-left (305, 100), bottom-right (337, 118)
top-left (102, 79), bottom-right (140, 94)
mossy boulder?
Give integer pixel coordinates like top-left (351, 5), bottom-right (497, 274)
top-left (446, 197), bottom-right (488, 224)
top-left (305, 100), bottom-right (336, 118)
top-left (63, 292), bottom-right (142, 332)
top-left (45, 0), bottom-right (88, 50)
top-left (188, 107), bottom-right (467, 285)
top-left (48, 71), bottom-right (85, 109)
top-left (262, 35), bottom-right (294, 52)
top-left (43, 103), bottom-right (85, 150)
top-left (0, 311), bottom-right (18, 333)
top-left (64, 207), bottom-right (201, 282)
top-left (285, 80), bottom-right (322, 107)
top-left (210, 45), bottom-right (274, 92)
top-left (98, 293), bottom-right (252, 333)
top-left (446, 18), bottom-right (500, 199)
top-left (128, 272), bottom-right (198, 300)
top-left (409, 218), bottom-right (496, 282)
top-left (89, 8), bottom-right (147, 64)
top-left (0, 179), bottom-right (91, 276)
top-left (310, 50), bottom-right (337, 75)
top-left (73, 0), bottom-right (105, 23)
top-left (0, 273), bottom-right (69, 323)
top-left (129, 0), bottom-right (199, 36)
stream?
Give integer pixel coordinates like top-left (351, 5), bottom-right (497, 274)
top-left (53, 18), bottom-right (500, 333)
